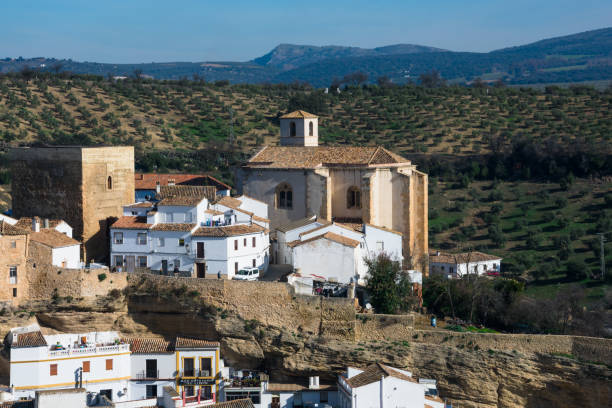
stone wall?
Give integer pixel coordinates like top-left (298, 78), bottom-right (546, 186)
top-left (0, 234), bottom-right (29, 305)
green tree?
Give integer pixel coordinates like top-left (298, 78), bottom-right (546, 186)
top-left (566, 259), bottom-right (588, 281)
top-left (365, 253), bottom-right (413, 314)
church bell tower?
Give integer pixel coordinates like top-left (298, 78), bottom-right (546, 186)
top-left (279, 110), bottom-right (318, 147)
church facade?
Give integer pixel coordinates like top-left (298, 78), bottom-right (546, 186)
top-left (236, 110), bottom-right (428, 272)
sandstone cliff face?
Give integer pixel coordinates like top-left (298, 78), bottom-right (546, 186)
top-left (1, 277), bottom-right (610, 408)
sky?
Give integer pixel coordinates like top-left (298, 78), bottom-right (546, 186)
top-left (1, 0), bottom-right (610, 63)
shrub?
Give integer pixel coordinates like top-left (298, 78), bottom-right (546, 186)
top-left (97, 273), bottom-right (107, 282)
top-left (566, 259), bottom-right (588, 281)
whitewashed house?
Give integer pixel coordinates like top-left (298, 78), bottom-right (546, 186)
top-left (29, 229), bottom-right (81, 268)
top-left (279, 217), bottom-right (403, 284)
top-left (429, 250), bottom-right (502, 278)
top-left (125, 337), bottom-right (221, 404)
top-left (8, 325), bottom-right (132, 404)
top-left (337, 363), bottom-right (446, 408)
top-left (15, 217), bottom-right (73, 238)
top-left (110, 187), bottom-right (269, 278)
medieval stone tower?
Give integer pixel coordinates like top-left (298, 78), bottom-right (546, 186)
top-left (10, 146), bottom-right (135, 262)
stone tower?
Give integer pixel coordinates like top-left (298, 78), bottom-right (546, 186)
top-left (10, 146), bottom-right (135, 262)
top-left (279, 110), bottom-right (319, 146)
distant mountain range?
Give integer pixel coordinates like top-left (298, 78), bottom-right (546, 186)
top-left (1, 27), bottom-right (610, 87)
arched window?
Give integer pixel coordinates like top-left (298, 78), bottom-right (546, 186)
top-left (290, 122), bottom-right (296, 137)
top-left (276, 183), bottom-right (293, 209)
top-left (309, 121), bottom-right (314, 136)
top-left (107, 176), bottom-right (113, 190)
top-left (347, 186), bottom-right (361, 209)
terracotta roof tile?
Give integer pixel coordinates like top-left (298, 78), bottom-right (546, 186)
top-left (193, 224), bottom-right (266, 237)
top-left (158, 185), bottom-right (217, 201)
top-left (135, 173), bottom-right (231, 191)
top-left (289, 231), bottom-right (360, 248)
top-left (151, 223), bottom-right (195, 232)
top-left (205, 209), bottom-right (225, 216)
top-left (280, 110), bottom-right (318, 119)
top-left (345, 363), bottom-right (416, 388)
top-left (209, 399), bottom-right (255, 408)
top-left (111, 216), bottom-right (152, 230)
top-left (216, 196), bottom-right (242, 208)
top-left (175, 337), bottom-right (220, 349)
top-left (0, 220), bottom-right (28, 236)
top-left (252, 215), bottom-right (270, 223)
top-left (429, 250), bottom-right (502, 264)
top-left (14, 217), bottom-right (66, 231)
top-left (245, 146), bottom-right (410, 169)
top-left (29, 229), bottom-right (80, 248)
top-left (13, 331), bottom-right (47, 348)
top-left (123, 337), bottom-right (174, 354)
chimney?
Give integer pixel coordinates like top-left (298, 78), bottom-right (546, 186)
top-left (43, 218), bottom-right (49, 229)
top-left (32, 218), bottom-right (40, 233)
top-left (308, 376), bottom-right (319, 390)
top-left (156, 181), bottom-right (161, 193)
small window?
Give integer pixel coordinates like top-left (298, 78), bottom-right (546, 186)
top-left (113, 232), bottom-right (123, 244)
top-left (50, 364), bottom-right (58, 376)
top-left (347, 186), bottom-right (361, 209)
top-left (252, 259), bottom-right (256, 267)
top-left (243, 238), bottom-right (247, 247)
top-left (200, 357), bottom-right (212, 377)
top-left (158, 237), bottom-right (165, 247)
top-left (276, 183), bottom-right (293, 209)
top-left (146, 385), bottom-right (157, 399)
top-left (83, 361), bottom-right (90, 373)
top-left (252, 237), bottom-right (256, 247)
top-left (178, 238), bottom-right (185, 247)
top-left (138, 256), bottom-right (147, 268)
top-left (9, 266), bottom-right (17, 277)
top-left (12, 288), bottom-right (17, 298)
top-left (309, 121), bottom-right (314, 136)
top-left (114, 256), bottom-right (123, 267)
top-left (105, 359), bottom-right (113, 370)
top-left (107, 176), bottom-right (112, 190)
top-left (10, 241), bottom-right (16, 248)
top-left (290, 121), bottom-right (296, 137)
top-left (234, 240), bottom-right (238, 250)
top-left (137, 233), bottom-right (147, 245)
top-left (235, 262), bottom-right (238, 274)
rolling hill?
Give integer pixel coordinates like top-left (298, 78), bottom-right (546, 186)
top-left (1, 28), bottom-right (610, 86)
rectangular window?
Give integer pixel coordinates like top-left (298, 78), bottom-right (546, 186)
top-left (9, 266), bottom-right (17, 277)
top-left (137, 233), bottom-right (147, 245)
top-left (179, 238), bottom-right (185, 247)
top-left (83, 361), bottom-right (90, 373)
top-left (12, 288), bottom-right (17, 298)
top-left (138, 256), bottom-right (147, 268)
top-left (243, 238), bottom-right (247, 247)
top-left (184, 386), bottom-right (195, 397)
top-left (234, 240), bottom-right (238, 250)
top-left (252, 259), bottom-right (256, 267)
top-left (10, 241), bottom-right (16, 248)
top-left (114, 256), bottom-right (123, 267)
top-left (105, 359), bottom-right (113, 371)
top-left (376, 241), bottom-right (384, 251)
top-left (200, 357), bottom-right (212, 377)
top-left (252, 237), bottom-right (256, 247)
top-left (158, 237), bottom-right (165, 247)
top-left (146, 385), bottom-right (157, 399)
top-left (174, 259), bottom-right (180, 269)
top-left (113, 232), bottom-right (123, 244)
top-left (50, 364), bottom-right (57, 376)
top-left (202, 385), bottom-right (212, 400)
top-left (235, 262), bottom-right (238, 274)
top-left (183, 357), bottom-right (195, 377)
top-left (146, 359), bottom-right (157, 378)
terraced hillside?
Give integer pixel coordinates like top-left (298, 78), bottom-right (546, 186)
top-left (0, 75), bottom-right (610, 304)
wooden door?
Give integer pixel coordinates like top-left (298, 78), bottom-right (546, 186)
top-left (126, 256), bottom-right (135, 273)
top-left (196, 263), bottom-right (205, 278)
top-left (162, 260), bottom-right (168, 274)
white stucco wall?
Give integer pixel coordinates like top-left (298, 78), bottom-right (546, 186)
top-left (54, 222), bottom-right (73, 238)
top-left (237, 196), bottom-right (269, 219)
top-left (430, 259), bottom-right (501, 277)
top-left (51, 245), bottom-right (80, 268)
top-left (129, 353), bottom-right (175, 400)
top-left (292, 238), bottom-right (358, 283)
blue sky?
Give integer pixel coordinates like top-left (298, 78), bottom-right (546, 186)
top-left (1, 0), bottom-right (610, 63)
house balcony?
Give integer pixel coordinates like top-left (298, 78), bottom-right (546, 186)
top-left (178, 370), bottom-right (213, 378)
top-left (48, 343), bottom-right (130, 358)
top-left (135, 370), bottom-right (161, 380)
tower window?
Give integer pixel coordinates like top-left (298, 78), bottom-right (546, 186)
top-left (107, 176), bottom-right (113, 190)
top-left (309, 121), bottom-right (314, 136)
top-left (290, 122), bottom-right (296, 137)
top-left (276, 183), bottom-right (293, 209)
top-left (347, 186), bottom-right (361, 209)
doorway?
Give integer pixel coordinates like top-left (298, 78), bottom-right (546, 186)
top-left (161, 260), bottom-right (168, 274)
top-left (126, 256), bottom-right (135, 273)
top-left (196, 263), bottom-right (205, 278)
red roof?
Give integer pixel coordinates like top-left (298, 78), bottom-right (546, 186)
top-left (135, 173), bottom-right (231, 191)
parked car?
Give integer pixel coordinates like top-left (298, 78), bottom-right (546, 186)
top-left (233, 267), bottom-right (260, 281)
